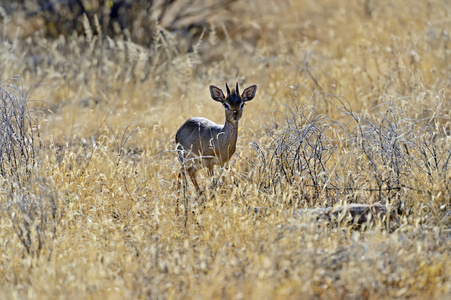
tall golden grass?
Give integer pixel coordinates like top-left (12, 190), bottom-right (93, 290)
top-left (0, 0), bottom-right (450, 299)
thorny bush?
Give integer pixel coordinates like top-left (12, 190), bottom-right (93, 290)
top-left (0, 77), bottom-right (62, 257)
top-left (252, 94), bottom-right (451, 216)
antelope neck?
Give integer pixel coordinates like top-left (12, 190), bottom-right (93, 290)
top-left (222, 117), bottom-right (239, 142)
top-left (223, 117), bottom-right (238, 132)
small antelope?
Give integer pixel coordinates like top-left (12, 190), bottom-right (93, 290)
top-left (176, 82), bottom-right (257, 191)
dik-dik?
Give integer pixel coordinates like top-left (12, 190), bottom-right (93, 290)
top-left (176, 82), bottom-right (257, 191)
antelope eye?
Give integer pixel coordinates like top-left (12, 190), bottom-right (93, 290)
top-left (223, 103), bottom-right (231, 110)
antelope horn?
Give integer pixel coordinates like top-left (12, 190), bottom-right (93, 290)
top-left (225, 83), bottom-right (230, 95)
top-left (236, 82), bottom-right (239, 95)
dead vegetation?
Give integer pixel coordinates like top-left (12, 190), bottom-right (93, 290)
top-left (0, 0), bottom-right (450, 299)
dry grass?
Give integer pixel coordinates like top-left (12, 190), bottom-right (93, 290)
top-left (0, 0), bottom-right (450, 299)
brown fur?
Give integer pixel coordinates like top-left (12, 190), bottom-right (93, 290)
top-left (176, 83), bottom-right (257, 191)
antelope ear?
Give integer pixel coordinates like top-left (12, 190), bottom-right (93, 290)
top-left (210, 85), bottom-right (225, 102)
top-left (242, 85), bottom-right (257, 102)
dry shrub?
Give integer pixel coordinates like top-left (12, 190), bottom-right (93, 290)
top-left (0, 77), bottom-right (62, 259)
top-left (0, 77), bottom-right (38, 184)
